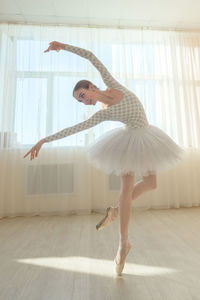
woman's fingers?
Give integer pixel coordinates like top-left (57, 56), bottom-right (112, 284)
top-left (24, 141), bottom-right (43, 160)
top-left (30, 151), bottom-right (35, 160)
top-left (24, 150), bottom-right (31, 158)
top-left (44, 46), bottom-right (57, 53)
top-left (44, 44), bottom-right (54, 53)
top-left (44, 45), bottom-right (52, 52)
top-left (23, 148), bottom-right (36, 160)
top-left (44, 41), bottom-right (62, 53)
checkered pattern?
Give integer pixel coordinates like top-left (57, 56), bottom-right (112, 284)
top-left (45, 45), bottom-right (150, 143)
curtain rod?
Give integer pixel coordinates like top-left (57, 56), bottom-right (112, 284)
top-left (1, 21), bottom-right (200, 33)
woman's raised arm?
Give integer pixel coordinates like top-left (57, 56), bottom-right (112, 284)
top-left (44, 41), bottom-right (123, 89)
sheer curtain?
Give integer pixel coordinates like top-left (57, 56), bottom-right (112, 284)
top-left (0, 23), bottom-right (199, 218)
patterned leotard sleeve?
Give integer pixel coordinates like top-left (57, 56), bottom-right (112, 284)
top-left (44, 44), bottom-right (122, 143)
top-left (44, 107), bottom-right (110, 142)
top-left (63, 44), bottom-right (123, 89)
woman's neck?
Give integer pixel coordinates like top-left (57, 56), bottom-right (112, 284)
top-left (95, 89), bottom-right (114, 105)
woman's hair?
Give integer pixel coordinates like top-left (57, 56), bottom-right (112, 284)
top-left (72, 80), bottom-right (99, 96)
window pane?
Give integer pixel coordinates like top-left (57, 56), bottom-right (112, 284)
top-left (15, 78), bottom-right (47, 144)
top-left (112, 43), bottom-right (155, 75)
top-left (16, 40), bottom-right (87, 72)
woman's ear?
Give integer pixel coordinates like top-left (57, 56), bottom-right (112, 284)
top-left (89, 83), bottom-right (95, 91)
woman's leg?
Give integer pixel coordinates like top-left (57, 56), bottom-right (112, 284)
top-left (114, 174), bottom-right (157, 211)
top-left (96, 173), bottom-right (157, 232)
top-left (119, 173), bottom-right (135, 237)
top-left (115, 174), bottom-right (157, 209)
top-left (115, 173), bottom-right (134, 265)
top-left (131, 174), bottom-right (157, 201)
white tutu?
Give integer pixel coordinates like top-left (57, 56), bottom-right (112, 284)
top-left (86, 125), bottom-right (187, 177)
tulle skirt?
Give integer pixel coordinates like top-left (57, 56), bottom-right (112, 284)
top-left (86, 124), bottom-right (187, 177)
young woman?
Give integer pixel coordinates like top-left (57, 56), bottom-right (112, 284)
top-left (24, 41), bottom-right (186, 276)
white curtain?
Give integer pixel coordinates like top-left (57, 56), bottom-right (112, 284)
top-left (0, 23), bottom-right (199, 218)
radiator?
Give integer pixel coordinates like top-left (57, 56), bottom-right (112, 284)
top-left (25, 163), bottom-right (74, 195)
top-left (25, 163), bottom-right (121, 196)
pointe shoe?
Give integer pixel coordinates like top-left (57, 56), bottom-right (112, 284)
top-left (96, 206), bottom-right (118, 231)
top-left (114, 240), bottom-right (131, 276)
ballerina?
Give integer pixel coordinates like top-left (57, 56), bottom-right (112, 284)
top-left (24, 41), bottom-right (186, 275)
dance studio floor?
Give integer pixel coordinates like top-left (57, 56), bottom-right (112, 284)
top-left (0, 207), bottom-right (200, 300)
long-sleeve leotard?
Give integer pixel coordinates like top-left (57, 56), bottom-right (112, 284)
top-left (44, 44), bottom-right (149, 143)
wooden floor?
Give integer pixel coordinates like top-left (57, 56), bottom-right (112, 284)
top-left (0, 207), bottom-right (200, 300)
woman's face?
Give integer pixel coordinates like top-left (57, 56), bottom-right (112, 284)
top-left (73, 86), bottom-right (98, 106)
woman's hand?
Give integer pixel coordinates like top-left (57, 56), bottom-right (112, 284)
top-left (44, 41), bottom-right (66, 53)
top-left (23, 139), bottom-right (46, 161)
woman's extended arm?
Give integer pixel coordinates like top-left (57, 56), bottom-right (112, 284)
top-left (44, 41), bottom-right (123, 89)
top-left (23, 109), bottom-right (110, 160)
top-left (44, 109), bottom-right (110, 142)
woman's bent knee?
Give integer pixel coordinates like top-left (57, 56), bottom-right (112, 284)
top-left (143, 174), bottom-right (157, 189)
